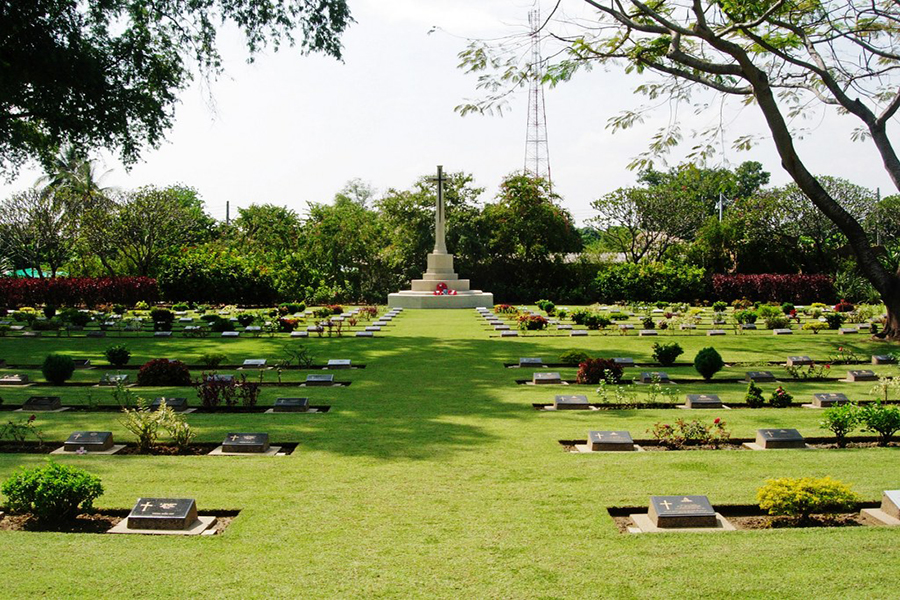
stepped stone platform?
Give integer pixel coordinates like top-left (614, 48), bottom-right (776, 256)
top-left (388, 251), bottom-right (493, 309)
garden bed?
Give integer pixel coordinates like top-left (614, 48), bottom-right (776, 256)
top-left (607, 502), bottom-right (879, 533)
top-left (0, 509), bottom-right (238, 534)
top-left (0, 405), bottom-right (331, 413)
top-left (0, 441), bottom-right (300, 455)
top-left (559, 436), bottom-right (899, 452)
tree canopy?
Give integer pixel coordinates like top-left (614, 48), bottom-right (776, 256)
top-left (0, 0), bottom-right (352, 177)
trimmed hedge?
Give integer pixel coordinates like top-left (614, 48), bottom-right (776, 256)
top-left (0, 277), bottom-right (157, 308)
top-left (711, 274), bottom-right (834, 304)
top-left (595, 263), bottom-right (707, 303)
top-left (158, 248), bottom-right (278, 306)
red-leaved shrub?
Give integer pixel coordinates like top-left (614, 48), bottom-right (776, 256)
top-left (711, 274), bottom-right (834, 304)
top-left (576, 359), bottom-right (624, 384)
top-left (0, 277), bottom-right (157, 308)
top-left (137, 359), bottom-right (191, 387)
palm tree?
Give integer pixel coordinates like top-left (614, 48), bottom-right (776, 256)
top-left (36, 146), bottom-right (114, 211)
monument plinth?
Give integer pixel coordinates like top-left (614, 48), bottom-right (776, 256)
top-left (388, 165), bottom-right (493, 309)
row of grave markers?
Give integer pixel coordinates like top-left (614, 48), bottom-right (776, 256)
top-left (546, 391), bottom-right (862, 410)
top-left (578, 427), bottom-right (821, 452)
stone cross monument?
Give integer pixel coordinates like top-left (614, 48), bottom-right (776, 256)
top-left (387, 165), bottom-right (493, 309)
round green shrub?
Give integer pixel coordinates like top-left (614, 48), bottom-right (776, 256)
top-left (693, 347), bottom-right (724, 381)
top-left (559, 350), bottom-right (592, 365)
top-left (757, 476), bottom-right (858, 521)
top-left (104, 344), bottom-right (131, 367)
top-left (236, 313), bottom-right (256, 327)
top-left (209, 318), bottom-right (235, 332)
top-left (769, 386), bottom-right (793, 408)
top-left (745, 381), bottom-right (765, 408)
top-left (1, 460), bottom-right (104, 523)
top-left (652, 342), bottom-right (683, 366)
top-left (41, 354), bottom-right (75, 384)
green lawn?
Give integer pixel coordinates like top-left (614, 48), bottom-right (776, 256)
top-left (0, 308), bottom-right (897, 598)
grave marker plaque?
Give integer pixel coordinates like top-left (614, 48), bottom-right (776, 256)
top-left (23, 396), bottom-right (61, 411)
top-left (570, 330), bottom-right (588, 337)
top-left (787, 356), bottom-right (813, 367)
top-left (274, 397), bottom-right (310, 412)
top-left (553, 394), bottom-right (589, 410)
top-left (648, 495), bottom-right (717, 528)
top-left (500, 331), bottom-right (518, 337)
top-left (221, 331), bottom-right (240, 337)
top-left (0, 374), bottom-right (29, 385)
top-left (740, 323), bottom-right (757, 330)
top-left (306, 374), bottom-right (334, 386)
top-left (153, 331), bottom-right (172, 338)
top-left (772, 328), bottom-right (792, 335)
top-left (707, 329), bottom-right (726, 336)
top-left (327, 359), bottom-right (352, 369)
top-left (73, 359), bottom-right (92, 368)
top-left (557, 324), bottom-right (573, 330)
top-left (746, 371), bottom-right (776, 383)
top-left (127, 498), bottom-right (198, 530)
top-left (613, 357), bottom-right (635, 367)
top-left (640, 372), bottom-right (670, 384)
top-left (848, 369), bottom-right (878, 382)
top-left (244, 326), bottom-right (262, 333)
top-left (812, 393), bottom-right (849, 408)
top-left (494, 325), bottom-right (510, 331)
top-left (872, 355), bottom-right (897, 365)
top-left (685, 394), bottom-right (722, 409)
top-left (356, 331), bottom-right (374, 337)
top-left (639, 330), bottom-right (658, 337)
top-left (290, 331), bottom-right (309, 338)
top-left (533, 372), bottom-right (562, 385)
top-left (64, 431), bottom-right (114, 452)
top-left (838, 327), bottom-right (858, 335)
top-left (86, 331), bottom-right (106, 338)
top-left (518, 357), bottom-right (544, 367)
top-left (755, 428), bottom-right (806, 449)
top-left (365, 326), bottom-right (381, 332)
top-left (151, 397), bottom-right (189, 412)
top-left (221, 433), bottom-right (270, 453)
top-left (206, 374), bottom-right (234, 384)
top-left (242, 359), bottom-right (267, 368)
top-left (588, 430), bottom-right (634, 451)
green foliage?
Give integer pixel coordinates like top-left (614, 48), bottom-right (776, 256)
top-left (104, 344), bottom-right (131, 367)
top-left (41, 353), bottom-right (74, 384)
top-left (0, 0), bottom-right (351, 176)
top-left (199, 353), bottom-right (228, 368)
top-left (769, 386), bottom-right (793, 408)
top-left (734, 309), bottom-right (758, 324)
top-left (236, 313), bottom-right (256, 327)
top-left (820, 404), bottom-right (860, 447)
top-left (744, 381), bottom-right (765, 408)
top-left (803, 321), bottom-right (829, 333)
top-left (693, 347), bottom-right (724, 380)
top-left (648, 417), bottom-right (731, 449)
top-left (712, 301), bottom-right (727, 312)
top-left (209, 318), bottom-right (235, 332)
top-left (583, 312), bottom-right (612, 330)
top-left (651, 342), bottom-right (683, 366)
top-left (120, 398), bottom-right (164, 453)
top-left (156, 401), bottom-right (196, 453)
top-left (1, 461), bottom-right (103, 523)
top-left (158, 247), bottom-right (279, 305)
top-left (757, 477), bottom-right (859, 520)
top-left (781, 302), bottom-right (795, 315)
top-left (0, 414), bottom-right (44, 445)
top-left (859, 402), bottom-right (900, 445)
top-left (559, 350), bottom-right (592, 365)
top-left (595, 262), bottom-right (706, 303)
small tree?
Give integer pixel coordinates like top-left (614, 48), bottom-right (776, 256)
top-left (41, 354), bottom-right (75, 385)
top-left (104, 344), bottom-right (131, 367)
top-left (859, 402), bottom-right (900, 446)
top-left (693, 347), bottom-right (724, 381)
top-left (744, 381), bottom-right (765, 408)
top-left (652, 342), bottom-right (683, 366)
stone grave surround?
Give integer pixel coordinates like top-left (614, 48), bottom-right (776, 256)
top-left (388, 166), bottom-right (493, 309)
top-left (860, 490), bottom-right (900, 526)
top-left (630, 495), bottom-right (734, 533)
top-left (586, 430), bottom-right (635, 451)
top-left (744, 428), bottom-right (807, 450)
top-left (109, 498), bottom-right (216, 535)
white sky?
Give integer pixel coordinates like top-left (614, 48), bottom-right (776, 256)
top-left (1, 0), bottom-right (897, 225)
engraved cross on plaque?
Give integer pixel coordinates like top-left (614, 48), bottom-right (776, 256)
top-left (427, 165), bottom-right (449, 254)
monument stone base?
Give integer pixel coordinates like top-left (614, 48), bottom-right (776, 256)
top-left (388, 251), bottom-right (493, 309)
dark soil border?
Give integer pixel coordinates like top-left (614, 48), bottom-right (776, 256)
top-left (3, 364), bottom-right (367, 371)
top-left (517, 378), bottom-right (851, 385)
top-left (0, 509), bottom-right (240, 534)
top-left (558, 437), bottom-right (899, 451)
top-left (607, 502), bottom-right (880, 533)
top-left (0, 441), bottom-right (300, 455)
top-left (533, 400), bottom-right (899, 410)
top-left (505, 360), bottom-right (880, 368)
top-left (4, 381), bottom-right (352, 388)
top-left (0, 405), bottom-right (331, 413)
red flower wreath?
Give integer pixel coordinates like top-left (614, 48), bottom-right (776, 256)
top-left (433, 282), bottom-right (457, 296)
